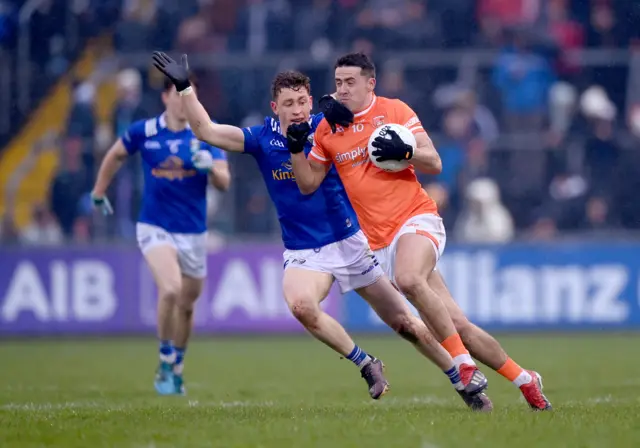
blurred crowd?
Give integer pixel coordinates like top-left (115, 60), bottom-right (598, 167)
top-left (2, 0), bottom-right (640, 246)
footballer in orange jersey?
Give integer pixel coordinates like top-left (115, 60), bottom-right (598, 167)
top-left (289, 52), bottom-right (551, 411)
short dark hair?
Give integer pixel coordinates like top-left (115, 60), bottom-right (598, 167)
top-left (271, 70), bottom-right (311, 100)
top-left (163, 72), bottom-right (198, 92)
top-left (335, 52), bottom-right (376, 78)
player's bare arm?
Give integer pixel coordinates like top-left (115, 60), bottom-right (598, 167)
top-left (152, 51), bottom-right (245, 153)
top-left (209, 160), bottom-right (231, 191)
top-left (90, 139), bottom-right (128, 214)
top-left (181, 90), bottom-right (245, 152)
top-left (92, 139), bottom-right (128, 196)
top-left (409, 132), bottom-right (442, 174)
top-left (291, 152), bottom-right (329, 195)
top-left (287, 122), bottom-right (329, 195)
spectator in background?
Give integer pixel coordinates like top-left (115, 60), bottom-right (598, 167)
top-left (544, 167), bottom-right (589, 231)
top-left (114, 0), bottom-right (157, 52)
top-left (233, 0), bottom-right (294, 54)
top-left (454, 178), bottom-right (515, 243)
top-left (46, 35), bottom-right (69, 77)
top-left (112, 69), bottom-right (147, 137)
top-left (581, 196), bottom-right (617, 232)
top-left (543, 0), bottom-right (584, 80)
top-left (20, 204), bottom-right (63, 246)
top-left (377, 60), bottom-right (425, 115)
top-left (65, 81), bottom-right (97, 191)
top-left (293, 0), bottom-right (333, 51)
top-left (0, 212), bottom-right (18, 244)
top-left (431, 106), bottom-right (470, 195)
top-left (579, 86), bottom-right (621, 196)
top-left (395, 0), bottom-right (443, 49)
top-left (587, 1), bottom-right (621, 48)
top-left (49, 137), bottom-right (89, 241)
top-left (492, 29), bottom-right (555, 132)
top-left (0, 1), bottom-right (17, 49)
top-left (476, 0), bottom-right (540, 47)
top-left (455, 89), bottom-right (500, 144)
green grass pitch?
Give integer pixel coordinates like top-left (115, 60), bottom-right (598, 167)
top-left (1, 334), bottom-right (639, 447)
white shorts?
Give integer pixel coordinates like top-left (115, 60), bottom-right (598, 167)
top-left (283, 230), bottom-right (383, 294)
top-left (373, 213), bottom-right (446, 286)
top-left (136, 222), bottom-right (207, 279)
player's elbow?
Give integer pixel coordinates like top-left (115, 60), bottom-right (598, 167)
top-left (215, 178), bottom-right (230, 192)
top-left (429, 156), bottom-right (442, 175)
top-left (110, 140), bottom-right (129, 162)
top-left (298, 180), bottom-right (320, 195)
top-left (416, 153), bottom-right (442, 175)
top-left (192, 127), bottom-right (208, 143)
top-left (298, 184), bottom-right (316, 195)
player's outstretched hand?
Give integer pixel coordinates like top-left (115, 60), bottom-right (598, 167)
top-left (319, 95), bottom-right (354, 133)
top-left (371, 129), bottom-right (414, 162)
top-left (286, 122), bottom-right (311, 154)
top-left (90, 193), bottom-right (114, 216)
top-left (152, 51), bottom-right (191, 93)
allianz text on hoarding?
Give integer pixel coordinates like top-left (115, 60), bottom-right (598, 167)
top-left (1, 243), bottom-right (640, 334)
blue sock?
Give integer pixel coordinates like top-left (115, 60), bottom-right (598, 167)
top-left (159, 340), bottom-right (175, 363)
top-left (346, 345), bottom-right (371, 369)
top-left (173, 346), bottom-right (186, 375)
top-left (445, 366), bottom-right (464, 391)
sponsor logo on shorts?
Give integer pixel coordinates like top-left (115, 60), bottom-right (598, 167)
top-left (361, 254), bottom-right (380, 275)
top-left (140, 236), bottom-right (151, 246)
top-left (285, 258), bottom-right (306, 269)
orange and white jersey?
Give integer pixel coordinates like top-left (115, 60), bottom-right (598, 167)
top-left (310, 95), bottom-right (438, 251)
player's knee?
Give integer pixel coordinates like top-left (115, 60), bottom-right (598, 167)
top-left (288, 297), bottom-right (320, 328)
top-left (389, 314), bottom-right (420, 344)
top-left (175, 296), bottom-right (195, 315)
top-left (395, 272), bottom-right (426, 299)
top-left (159, 282), bottom-right (181, 305)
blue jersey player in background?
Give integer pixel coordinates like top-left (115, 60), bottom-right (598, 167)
top-left (153, 52), bottom-right (485, 409)
top-left (91, 74), bottom-right (231, 396)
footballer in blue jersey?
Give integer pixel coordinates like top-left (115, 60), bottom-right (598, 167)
top-left (91, 75), bottom-right (230, 396)
top-left (153, 53), bottom-right (489, 408)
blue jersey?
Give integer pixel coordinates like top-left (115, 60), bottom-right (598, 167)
top-left (242, 114), bottom-right (359, 250)
top-left (122, 113), bottom-right (226, 234)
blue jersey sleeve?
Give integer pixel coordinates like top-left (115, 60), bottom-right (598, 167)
top-left (242, 125), bottom-right (264, 157)
top-left (121, 120), bottom-right (146, 155)
top-left (311, 113), bottom-right (324, 130)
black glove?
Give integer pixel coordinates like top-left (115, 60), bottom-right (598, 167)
top-left (286, 122), bottom-right (311, 154)
top-left (152, 51), bottom-right (191, 92)
top-left (319, 95), bottom-right (354, 133)
top-left (371, 129), bottom-right (414, 162)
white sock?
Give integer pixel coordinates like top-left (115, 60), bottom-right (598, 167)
top-left (453, 354), bottom-right (475, 368)
top-left (160, 352), bottom-right (176, 364)
top-left (357, 355), bottom-right (372, 370)
top-left (513, 370), bottom-right (533, 387)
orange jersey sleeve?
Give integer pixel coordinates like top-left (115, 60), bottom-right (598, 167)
top-left (391, 99), bottom-right (426, 135)
top-left (309, 120), bottom-right (332, 166)
top-left (312, 96), bottom-right (438, 250)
